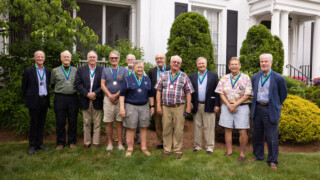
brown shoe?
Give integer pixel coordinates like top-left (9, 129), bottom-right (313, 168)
top-left (141, 149), bottom-right (151, 156)
top-left (83, 144), bottom-right (90, 149)
top-left (238, 156), bottom-right (246, 163)
top-left (248, 157), bottom-right (259, 162)
top-left (69, 144), bottom-right (76, 149)
top-left (56, 145), bottom-right (64, 150)
top-left (162, 152), bottom-right (170, 158)
top-left (223, 153), bottom-right (233, 156)
top-left (175, 153), bottom-right (183, 159)
top-left (269, 163), bottom-right (278, 170)
top-left (93, 144), bottom-right (100, 148)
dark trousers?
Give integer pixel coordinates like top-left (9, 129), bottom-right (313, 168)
top-left (252, 104), bottom-right (279, 165)
top-left (54, 93), bottom-right (78, 146)
top-left (28, 97), bottom-right (48, 148)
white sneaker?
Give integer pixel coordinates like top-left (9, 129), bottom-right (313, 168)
top-left (106, 145), bottom-right (113, 151)
top-left (117, 145), bottom-right (125, 150)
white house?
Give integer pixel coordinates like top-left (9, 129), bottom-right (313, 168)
top-left (1, 0), bottom-right (320, 81)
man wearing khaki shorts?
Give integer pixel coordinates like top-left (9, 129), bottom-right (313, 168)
top-left (101, 50), bottom-right (128, 151)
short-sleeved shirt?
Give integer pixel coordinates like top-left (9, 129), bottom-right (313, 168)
top-left (101, 66), bottom-right (128, 94)
top-left (51, 66), bottom-right (77, 95)
top-left (215, 72), bottom-right (252, 104)
top-left (155, 70), bottom-right (194, 106)
top-left (120, 74), bottom-right (153, 105)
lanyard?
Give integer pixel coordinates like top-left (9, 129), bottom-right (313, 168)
top-left (89, 67), bottom-right (96, 78)
top-left (128, 69), bottom-right (133, 75)
top-left (230, 73), bottom-right (241, 88)
top-left (198, 70), bottom-right (207, 85)
top-left (110, 66), bottom-right (119, 80)
top-left (169, 71), bottom-right (181, 84)
top-left (61, 65), bottom-right (71, 80)
top-left (35, 64), bottom-right (45, 81)
top-left (261, 70), bottom-right (272, 87)
top-left (134, 73), bottom-right (143, 88)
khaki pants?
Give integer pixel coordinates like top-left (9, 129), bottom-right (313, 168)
top-left (83, 101), bottom-right (102, 145)
top-left (154, 99), bottom-right (163, 145)
top-left (162, 105), bottom-right (185, 154)
top-left (193, 103), bottom-right (216, 152)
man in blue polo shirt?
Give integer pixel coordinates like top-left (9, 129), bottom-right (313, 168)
top-left (119, 60), bottom-right (155, 157)
top-left (101, 50), bottom-right (128, 151)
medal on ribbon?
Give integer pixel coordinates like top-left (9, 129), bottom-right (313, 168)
top-left (260, 70), bottom-right (272, 92)
top-left (169, 71), bottom-right (181, 89)
top-left (35, 64), bottom-right (45, 86)
top-left (110, 66), bottom-right (119, 85)
top-left (198, 70), bottom-right (207, 89)
top-left (128, 69), bottom-right (133, 76)
top-left (61, 65), bottom-right (71, 83)
top-left (134, 73), bottom-right (143, 93)
top-left (90, 67), bottom-right (96, 78)
top-left (230, 73), bottom-right (241, 88)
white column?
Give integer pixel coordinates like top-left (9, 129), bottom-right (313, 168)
top-left (249, 16), bottom-right (257, 28)
top-left (297, 23), bottom-right (304, 69)
top-left (102, 5), bottom-right (106, 45)
top-left (271, 9), bottom-right (280, 36)
top-left (129, 5), bottom-right (136, 44)
top-left (280, 11), bottom-right (289, 75)
top-left (312, 16), bottom-right (320, 79)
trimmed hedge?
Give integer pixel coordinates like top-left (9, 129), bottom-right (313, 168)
top-left (279, 94), bottom-right (320, 143)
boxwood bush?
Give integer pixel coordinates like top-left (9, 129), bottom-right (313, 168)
top-left (279, 94), bottom-right (320, 143)
top-left (305, 86), bottom-right (320, 108)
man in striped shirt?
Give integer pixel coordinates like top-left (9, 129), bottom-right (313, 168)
top-left (155, 55), bottom-right (194, 159)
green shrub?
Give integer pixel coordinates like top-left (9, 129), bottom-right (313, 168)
top-left (240, 24), bottom-right (284, 74)
top-left (279, 94), bottom-right (320, 143)
top-left (305, 86), bottom-right (320, 108)
top-left (283, 76), bottom-right (306, 98)
top-left (166, 12), bottom-right (214, 75)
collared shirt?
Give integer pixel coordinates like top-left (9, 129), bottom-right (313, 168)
top-left (157, 65), bottom-right (166, 81)
top-left (35, 65), bottom-right (47, 96)
top-left (155, 71), bottom-right (194, 106)
top-left (125, 66), bottom-right (146, 76)
top-left (257, 72), bottom-right (271, 103)
top-left (198, 72), bottom-right (207, 102)
top-left (215, 72), bottom-right (252, 104)
top-left (101, 66), bottom-right (128, 94)
top-left (51, 66), bottom-right (77, 95)
top-left (89, 66), bottom-right (96, 92)
top-left (120, 74), bottom-right (153, 105)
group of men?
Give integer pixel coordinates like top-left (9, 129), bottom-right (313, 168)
top-left (22, 50), bottom-right (287, 170)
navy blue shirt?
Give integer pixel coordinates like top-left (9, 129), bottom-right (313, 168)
top-left (120, 74), bottom-right (153, 105)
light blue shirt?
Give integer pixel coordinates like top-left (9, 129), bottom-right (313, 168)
top-left (198, 72), bottom-right (207, 102)
top-left (257, 73), bottom-right (271, 103)
top-left (36, 66), bottom-right (47, 96)
top-left (156, 65), bottom-right (166, 81)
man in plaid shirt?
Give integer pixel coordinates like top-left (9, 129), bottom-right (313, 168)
top-left (155, 55), bottom-right (194, 159)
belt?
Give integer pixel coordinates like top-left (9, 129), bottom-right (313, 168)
top-left (198, 101), bottom-right (205, 104)
top-left (39, 95), bottom-right (47, 98)
top-left (257, 102), bottom-right (268, 106)
top-left (230, 103), bottom-right (249, 106)
top-left (164, 103), bottom-right (184, 108)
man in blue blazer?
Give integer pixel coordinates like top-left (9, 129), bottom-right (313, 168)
top-left (75, 50), bottom-right (103, 149)
top-left (248, 53), bottom-right (287, 170)
top-left (189, 57), bottom-right (220, 154)
top-left (22, 50), bottom-right (51, 155)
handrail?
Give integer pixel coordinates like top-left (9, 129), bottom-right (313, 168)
top-left (286, 64), bottom-right (312, 85)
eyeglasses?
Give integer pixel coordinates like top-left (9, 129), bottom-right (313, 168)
top-left (156, 57), bottom-right (164, 60)
top-left (110, 57), bottom-right (119, 60)
top-left (172, 61), bottom-right (181, 65)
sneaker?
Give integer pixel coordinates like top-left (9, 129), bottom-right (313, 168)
top-left (106, 145), bottom-right (113, 151)
top-left (117, 145), bottom-right (125, 150)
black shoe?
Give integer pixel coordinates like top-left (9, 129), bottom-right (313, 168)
top-left (27, 147), bottom-right (36, 155)
top-left (207, 151), bottom-right (213, 155)
top-left (156, 145), bottom-right (164, 149)
top-left (36, 145), bottom-right (50, 151)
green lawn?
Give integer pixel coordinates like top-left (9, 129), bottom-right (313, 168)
top-left (0, 142), bottom-right (319, 180)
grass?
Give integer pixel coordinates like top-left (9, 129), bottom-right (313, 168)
top-left (0, 142), bottom-right (319, 180)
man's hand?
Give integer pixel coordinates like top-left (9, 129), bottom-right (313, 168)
top-left (87, 92), bottom-right (96, 100)
top-left (109, 94), bottom-right (118, 104)
top-left (185, 106), bottom-right (191, 114)
top-left (214, 106), bottom-right (220, 113)
top-left (157, 105), bottom-right (162, 115)
top-left (227, 104), bottom-right (237, 113)
top-left (119, 108), bottom-right (126, 118)
top-left (150, 107), bottom-right (155, 116)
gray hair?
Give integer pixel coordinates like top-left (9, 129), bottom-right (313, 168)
top-left (60, 50), bottom-right (72, 58)
top-left (109, 50), bottom-right (120, 58)
top-left (155, 53), bottom-right (165, 59)
top-left (170, 55), bottom-right (182, 63)
top-left (196, 57), bottom-right (207, 64)
top-left (87, 50), bottom-right (98, 58)
top-left (133, 60), bottom-right (144, 67)
top-left (260, 53), bottom-right (273, 62)
top-left (126, 54), bottom-right (136, 60)
top-left (34, 50), bottom-right (45, 58)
